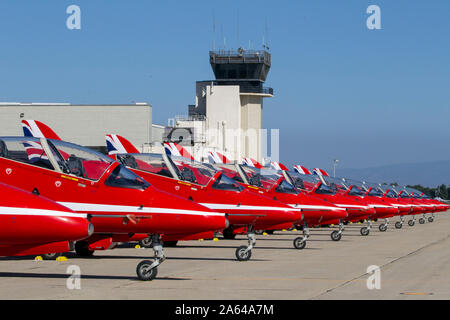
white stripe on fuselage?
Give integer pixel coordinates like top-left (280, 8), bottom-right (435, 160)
top-left (200, 203), bottom-right (294, 212)
top-left (334, 204), bottom-right (369, 209)
top-left (58, 202), bottom-right (225, 217)
top-left (287, 204), bottom-right (345, 211)
top-left (0, 206), bottom-right (87, 218)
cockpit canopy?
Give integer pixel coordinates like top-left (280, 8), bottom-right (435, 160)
top-left (321, 176), bottom-right (349, 195)
top-left (341, 178), bottom-right (367, 196)
top-left (285, 171), bottom-right (322, 192)
top-left (0, 137), bottom-right (149, 190)
top-left (116, 153), bottom-right (243, 191)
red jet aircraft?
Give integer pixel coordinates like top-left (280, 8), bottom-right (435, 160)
top-left (284, 169), bottom-right (375, 240)
top-left (20, 122), bottom-right (300, 261)
top-left (0, 181), bottom-right (92, 258)
top-left (0, 136), bottom-right (227, 280)
top-left (211, 162), bottom-right (348, 246)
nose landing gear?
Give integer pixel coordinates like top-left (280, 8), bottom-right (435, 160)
top-left (360, 220), bottom-right (372, 236)
top-left (136, 234), bottom-right (165, 281)
top-left (379, 218), bottom-right (389, 232)
top-left (293, 223), bottom-right (309, 250)
top-left (330, 220), bottom-right (344, 241)
top-left (408, 216), bottom-right (416, 227)
top-left (395, 216), bottom-right (404, 229)
top-left (235, 227), bottom-right (256, 261)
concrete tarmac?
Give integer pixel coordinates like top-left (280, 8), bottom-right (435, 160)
top-left (0, 211), bottom-right (449, 300)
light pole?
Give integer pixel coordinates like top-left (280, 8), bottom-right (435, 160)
top-left (333, 159), bottom-right (339, 177)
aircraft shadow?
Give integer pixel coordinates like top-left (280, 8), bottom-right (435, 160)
top-left (0, 272), bottom-right (189, 281)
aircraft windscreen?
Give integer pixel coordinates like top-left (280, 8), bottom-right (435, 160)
top-left (119, 153), bottom-right (174, 179)
top-left (104, 164), bottom-right (150, 190)
top-left (239, 165), bottom-right (283, 189)
top-left (285, 171), bottom-right (320, 191)
top-left (322, 176), bottom-right (348, 195)
top-left (342, 178), bottom-right (367, 196)
top-left (405, 187), bottom-right (423, 199)
top-left (275, 179), bottom-right (299, 194)
top-left (169, 156), bottom-right (217, 186)
top-left (211, 173), bottom-right (244, 192)
top-left (379, 185), bottom-right (400, 198)
top-left (49, 139), bottom-right (114, 180)
top-left (212, 163), bottom-right (245, 183)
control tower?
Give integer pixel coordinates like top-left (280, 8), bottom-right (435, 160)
top-left (188, 48), bottom-right (273, 162)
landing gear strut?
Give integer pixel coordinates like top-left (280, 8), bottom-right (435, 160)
top-left (395, 216), bottom-right (404, 229)
top-left (235, 227), bottom-right (255, 261)
top-left (360, 220), bottom-right (372, 236)
top-left (330, 220), bottom-right (344, 241)
top-left (293, 223), bottom-right (309, 249)
top-left (136, 234), bottom-right (165, 281)
top-left (379, 218), bottom-right (389, 232)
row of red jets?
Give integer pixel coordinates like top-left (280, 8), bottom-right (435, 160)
top-left (0, 120), bottom-right (447, 281)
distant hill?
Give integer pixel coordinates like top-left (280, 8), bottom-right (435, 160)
top-left (337, 160), bottom-right (450, 187)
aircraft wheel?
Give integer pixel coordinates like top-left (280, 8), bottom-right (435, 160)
top-left (223, 228), bottom-right (237, 240)
top-left (419, 218), bottom-right (425, 224)
top-left (408, 220), bottom-right (415, 227)
top-left (139, 237), bottom-right (153, 248)
top-left (74, 241), bottom-right (94, 257)
top-left (235, 246), bottom-right (252, 261)
top-left (395, 222), bottom-right (402, 229)
top-left (164, 241), bottom-right (178, 247)
top-left (41, 252), bottom-right (63, 260)
top-left (254, 230), bottom-right (264, 235)
top-left (379, 224), bottom-right (387, 232)
top-left (330, 231), bottom-right (342, 241)
top-left (293, 237), bottom-right (306, 250)
top-left (266, 230), bottom-right (274, 235)
top-left (136, 260), bottom-right (158, 281)
top-left (428, 217), bottom-right (434, 223)
top-left (360, 227), bottom-right (370, 236)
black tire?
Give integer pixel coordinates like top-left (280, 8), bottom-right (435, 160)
top-left (164, 241), bottom-right (178, 247)
top-left (254, 230), bottom-right (264, 235)
top-left (360, 227), bottom-right (370, 236)
top-left (136, 260), bottom-right (158, 281)
top-left (330, 230), bottom-right (342, 241)
top-left (74, 241), bottom-right (94, 257)
top-left (235, 245), bottom-right (252, 261)
top-left (293, 237), bottom-right (306, 249)
top-left (223, 228), bottom-right (237, 240)
top-left (266, 230), bottom-right (274, 235)
top-left (395, 221), bottom-right (403, 229)
top-left (379, 224), bottom-right (387, 232)
top-left (42, 252), bottom-right (63, 260)
top-left (419, 218), bottom-right (425, 224)
top-left (428, 217), bottom-right (434, 223)
top-left (408, 220), bottom-right (415, 227)
top-left (139, 237), bottom-right (153, 248)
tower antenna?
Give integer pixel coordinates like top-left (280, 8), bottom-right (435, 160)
top-left (237, 10), bottom-right (240, 49)
top-left (212, 11), bottom-right (216, 50)
top-left (264, 17), bottom-right (270, 51)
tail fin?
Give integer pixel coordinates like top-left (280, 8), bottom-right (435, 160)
top-left (270, 161), bottom-right (288, 171)
top-left (293, 165), bottom-right (312, 175)
top-left (208, 151), bottom-right (232, 164)
top-left (164, 142), bottom-right (195, 161)
top-left (21, 120), bottom-right (61, 140)
top-left (242, 157), bottom-right (263, 169)
top-left (313, 168), bottom-right (329, 177)
top-left (105, 134), bottom-right (140, 155)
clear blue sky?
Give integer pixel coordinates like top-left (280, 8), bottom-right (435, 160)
top-left (1, 1), bottom-right (449, 172)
